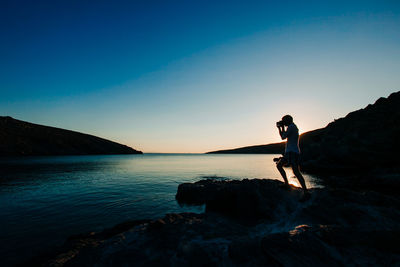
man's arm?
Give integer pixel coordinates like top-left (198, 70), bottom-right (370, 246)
top-left (279, 124), bottom-right (294, 140)
top-left (278, 126), bottom-right (286, 140)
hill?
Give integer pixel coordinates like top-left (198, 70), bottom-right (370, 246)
top-left (0, 116), bottom-right (142, 156)
top-left (207, 91), bottom-right (400, 174)
top-left (206, 142), bottom-right (286, 154)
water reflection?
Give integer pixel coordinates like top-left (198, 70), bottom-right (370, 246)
top-left (0, 153), bottom-right (321, 266)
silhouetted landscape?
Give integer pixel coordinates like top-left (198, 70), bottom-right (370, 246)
top-left (209, 91), bottom-right (400, 174)
top-left (24, 92), bottom-right (400, 266)
top-left (3, 1), bottom-right (400, 266)
top-left (0, 116), bottom-right (142, 156)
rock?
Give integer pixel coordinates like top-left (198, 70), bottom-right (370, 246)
top-left (300, 93), bottom-right (400, 174)
top-left (177, 179), bottom-right (302, 223)
top-left (26, 178), bottom-right (400, 266)
top-left (261, 225), bottom-right (400, 266)
top-left (260, 225), bottom-right (342, 266)
top-left (228, 237), bottom-right (270, 265)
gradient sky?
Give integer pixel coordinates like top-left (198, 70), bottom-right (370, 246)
top-left (1, 0), bottom-right (400, 152)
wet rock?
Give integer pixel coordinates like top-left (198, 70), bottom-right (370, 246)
top-left (28, 178), bottom-right (400, 266)
top-left (177, 179), bottom-right (302, 223)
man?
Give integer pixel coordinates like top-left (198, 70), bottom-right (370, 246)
top-left (276, 115), bottom-right (310, 201)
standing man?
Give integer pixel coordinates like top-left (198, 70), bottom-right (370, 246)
top-left (276, 115), bottom-right (310, 201)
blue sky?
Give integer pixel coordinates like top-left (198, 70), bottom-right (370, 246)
top-left (1, 0), bottom-right (400, 152)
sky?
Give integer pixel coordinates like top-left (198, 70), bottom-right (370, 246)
top-left (1, 0), bottom-right (400, 153)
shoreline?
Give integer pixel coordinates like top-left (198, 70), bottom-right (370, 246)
top-left (26, 176), bottom-right (400, 266)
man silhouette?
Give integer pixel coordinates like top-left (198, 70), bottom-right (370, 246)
top-left (276, 115), bottom-right (310, 201)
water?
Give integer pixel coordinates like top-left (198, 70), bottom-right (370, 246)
top-left (0, 153), bottom-right (320, 266)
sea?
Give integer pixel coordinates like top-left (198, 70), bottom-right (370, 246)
top-left (0, 153), bottom-right (321, 266)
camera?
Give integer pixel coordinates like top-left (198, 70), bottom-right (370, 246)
top-left (273, 157), bottom-right (282, 162)
top-left (273, 156), bottom-right (289, 167)
top-left (276, 120), bottom-right (284, 127)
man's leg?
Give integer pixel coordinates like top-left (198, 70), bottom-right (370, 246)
top-left (292, 164), bottom-right (307, 192)
top-left (276, 159), bottom-right (289, 185)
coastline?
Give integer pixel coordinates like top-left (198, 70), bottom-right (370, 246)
top-left (26, 176), bottom-right (400, 266)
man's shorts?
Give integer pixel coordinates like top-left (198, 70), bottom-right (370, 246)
top-left (283, 152), bottom-right (300, 166)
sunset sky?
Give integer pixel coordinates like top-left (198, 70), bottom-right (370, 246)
top-left (1, 0), bottom-right (400, 152)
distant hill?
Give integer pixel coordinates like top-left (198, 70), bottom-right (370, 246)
top-left (207, 128), bottom-right (324, 155)
top-left (206, 142), bottom-right (286, 154)
top-left (207, 91), bottom-right (400, 174)
top-left (0, 116), bottom-right (142, 156)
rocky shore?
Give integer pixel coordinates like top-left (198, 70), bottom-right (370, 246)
top-left (28, 178), bottom-right (400, 266)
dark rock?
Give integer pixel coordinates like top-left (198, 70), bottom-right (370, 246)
top-left (228, 237), bottom-right (272, 266)
top-left (300, 91), bottom-right (400, 174)
top-left (261, 225), bottom-right (400, 266)
top-left (27, 178), bottom-right (400, 266)
top-left (260, 225), bottom-right (342, 266)
top-left (177, 179), bottom-right (301, 223)
top-left (319, 172), bottom-right (400, 195)
top-left (147, 218), bottom-right (167, 231)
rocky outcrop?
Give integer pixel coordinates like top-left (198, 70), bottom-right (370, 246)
top-left (0, 116), bottom-right (142, 156)
top-left (300, 91), bottom-right (400, 174)
top-left (206, 91), bottom-right (400, 175)
top-left (29, 178), bottom-right (400, 266)
top-left (176, 179), bottom-right (302, 223)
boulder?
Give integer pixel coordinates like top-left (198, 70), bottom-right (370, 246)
top-left (177, 179), bottom-right (302, 223)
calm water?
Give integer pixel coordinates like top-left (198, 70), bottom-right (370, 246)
top-left (0, 153), bottom-right (320, 266)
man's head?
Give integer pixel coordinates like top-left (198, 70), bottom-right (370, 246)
top-left (281, 115), bottom-right (293, 126)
